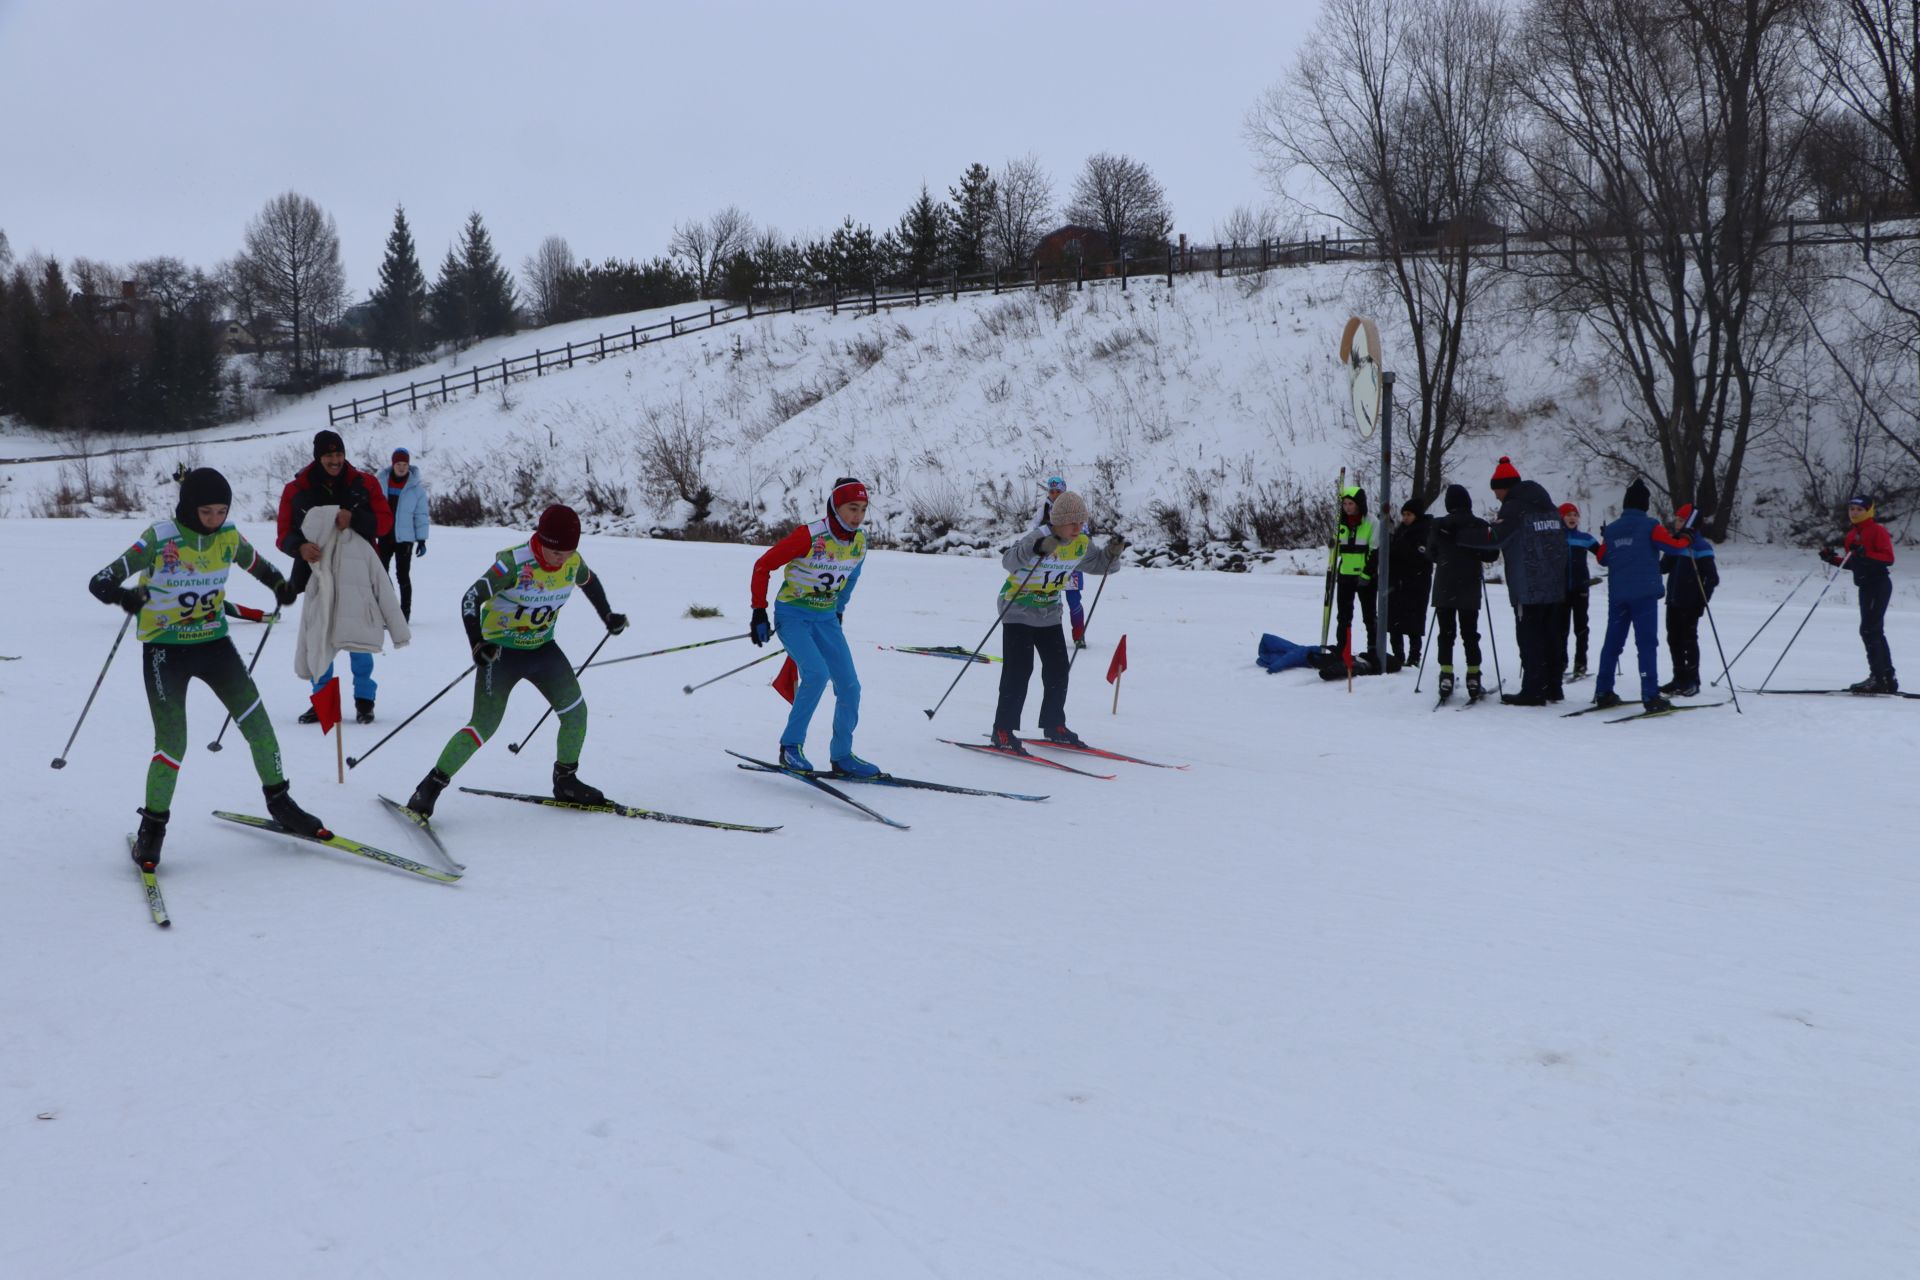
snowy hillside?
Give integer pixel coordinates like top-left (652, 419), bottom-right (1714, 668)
top-left (3, 519), bottom-right (1916, 1277)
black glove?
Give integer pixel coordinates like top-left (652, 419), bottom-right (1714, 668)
top-left (472, 641), bottom-right (501, 665)
top-left (116, 585), bottom-right (149, 616)
top-left (750, 607), bottom-right (771, 646)
top-left (1104, 534), bottom-right (1127, 558)
top-left (1819, 547), bottom-right (1840, 566)
top-left (604, 612), bottom-right (629, 636)
top-left (1034, 533), bottom-right (1062, 555)
top-left (415, 541), bottom-right (426, 559)
top-left (274, 579), bottom-right (300, 607)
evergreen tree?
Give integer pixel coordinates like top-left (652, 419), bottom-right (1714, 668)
top-left (458, 211), bottom-right (517, 339)
top-left (948, 162), bottom-right (997, 276)
top-left (895, 184), bottom-right (951, 284)
top-left (428, 245), bottom-right (470, 346)
top-left (369, 204), bottom-right (429, 368)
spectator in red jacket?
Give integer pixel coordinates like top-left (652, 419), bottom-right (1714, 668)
top-left (1821, 493), bottom-right (1897, 693)
top-left (278, 430), bottom-right (394, 723)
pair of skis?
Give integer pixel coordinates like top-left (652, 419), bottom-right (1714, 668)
top-left (1561, 699), bottom-right (1728, 723)
top-left (1748, 687), bottom-right (1920, 701)
top-left (728, 750), bottom-right (1054, 830)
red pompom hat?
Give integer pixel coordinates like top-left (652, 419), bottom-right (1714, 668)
top-left (1490, 456), bottom-right (1521, 490)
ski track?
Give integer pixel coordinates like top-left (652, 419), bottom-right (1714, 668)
top-left (2, 519), bottom-right (1917, 1277)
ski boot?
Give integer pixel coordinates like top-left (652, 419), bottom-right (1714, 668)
top-left (1436, 671), bottom-right (1455, 703)
top-left (406, 768), bottom-right (450, 819)
top-left (1592, 691), bottom-right (1624, 710)
top-left (1849, 675), bottom-right (1881, 693)
top-left (990, 727), bottom-right (1031, 755)
top-left (1464, 671), bottom-right (1485, 703)
top-left (132, 807), bottom-right (169, 869)
top-left (1072, 632), bottom-right (1087, 651)
top-left (778, 743), bottom-right (813, 772)
top-left (1501, 691), bottom-right (1545, 706)
top-left (552, 762), bottom-right (605, 806)
top-left (830, 755), bottom-right (883, 779)
top-left (1673, 678), bottom-right (1700, 698)
top-left (1659, 677), bottom-right (1684, 695)
top-left (264, 782), bottom-right (328, 838)
top-left (1643, 696), bottom-right (1675, 714)
top-left (1571, 663), bottom-right (1589, 681)
top-left (1043, 724), bottom-right (1087, 748)
top-left (355, 698), bottom-right (376, 725)
top-left (1888, 675), bottom-right (1901, 693)
top-left (298, 707), bottom-right (320, 725)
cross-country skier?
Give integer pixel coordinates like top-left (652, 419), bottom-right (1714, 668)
top-left (404, 504), bottom-right (628, 817)
top-left (1032, 474), bottom-right (1089, 647)
top-left (88, 467), bottom-right (325, 869)
top-left (1590, 478), bottom-right (1693, 713)
top-left (990, 490), bottom-right (1126, 753)
top-left (1425, 483), bottom-right (1499, 702)
top-left (748, 478), bottom-right (877, 776)
top-left (1559, 503), bottom-right (1600, 681)
top-left (1659, 503), bottom-right (1718, 697)
top-left (1821, 493), bottom-right (1898, 692)
top-left (1388, 499), bottom-right (1434, 667)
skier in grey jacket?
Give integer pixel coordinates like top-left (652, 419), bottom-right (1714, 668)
top-left (991, 490), bottom-right (1125, 753)
top-left (1462, 457), bottom-right (1568, 704)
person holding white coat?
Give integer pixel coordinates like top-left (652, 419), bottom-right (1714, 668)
top-left (294, 503), bottom-right (411, 723)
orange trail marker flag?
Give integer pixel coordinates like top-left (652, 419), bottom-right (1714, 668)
top-left (772, 655), bottom-right (799, 704)
top-left (1107, 634), bottom-right (1128, 714)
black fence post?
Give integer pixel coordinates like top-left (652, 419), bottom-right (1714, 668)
top-left (669, 315), bottom-right (677, 337)
top-left (380, 388), bottom-right (391, 418)
top-left (1076, 258), bottom-right (1083, 292)
top-left (408, 383), bottom-right (417, 410)
top-left (566, 341), bottom-right (574, 369)
top-left (439, 373), bottom-right (448, 403)
top-left (1122, 255), bottom-right (1129, 291)
top-left (1864, 215), bottom-right (1873, 264)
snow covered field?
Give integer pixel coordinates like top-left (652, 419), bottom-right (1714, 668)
top-left (4, 518), bottom-right (1916, 1278)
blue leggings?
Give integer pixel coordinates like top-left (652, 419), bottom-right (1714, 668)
top-left (1595, 596), bottom-right (1660, 702)
top-left (776, 606), bottom-right (861, 760)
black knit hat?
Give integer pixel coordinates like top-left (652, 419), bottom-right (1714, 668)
top-left (313, 429), bottom-right (346, 459)
top-left (175, 467), bottom-right (232, 534)
top-left (1624, 478), bottom-right (1650, 511)
top-left (1445, 483), bottom-right (1472, 514)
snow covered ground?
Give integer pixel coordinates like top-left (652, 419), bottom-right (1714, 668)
top-left (4, 518), bottom-right (1916, 1278)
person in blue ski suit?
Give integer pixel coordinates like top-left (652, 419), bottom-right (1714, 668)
top-left (1591, 478), bottom-right (1693, 712)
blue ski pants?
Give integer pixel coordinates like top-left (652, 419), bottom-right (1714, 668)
top-left (311, 651), bottom-right (376, 704)
top-left (1595, 596), bottom-right (1660, 703)
top-left (775, 605), bottom-right (860, 761)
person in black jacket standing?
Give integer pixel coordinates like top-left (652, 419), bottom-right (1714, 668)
top-left (1659, 502), bottom-right (1719, 696)
top-left (1463, 457), bottom-right (1569, 705)
top-left (1388, 499), bottom-right (1434, 667)
top-left (1425, 484), bottom-right (1499, 702)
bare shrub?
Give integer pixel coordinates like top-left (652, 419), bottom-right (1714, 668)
top-left (1222, 479), bottom-right (1325, 550)
top-left (97, 454), bottom-right (142, 514)
top-left (766, 367), bottom-right (852, 428)
top-left (638, 399), bottom-right (715, 522)
top-left (685, 604), bottom-right (723, 619)
top-left (844, 332), bottom-right (886, 370)
top-left (1091, 325), bottom-right (1154, 360)
top-left (431, 480), bottom-right (490, 527)
top-left (1147, 500), bottom-right (1191, 555)
top-left (37, 471), bottom-right (88, 518)
top-left (906, 481), bottom-right (970, 539)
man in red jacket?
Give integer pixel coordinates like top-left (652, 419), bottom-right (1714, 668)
top-left (278, 430), bottom-right (394, 722)
top-left (1821, 493), bottom-right (1897, 693)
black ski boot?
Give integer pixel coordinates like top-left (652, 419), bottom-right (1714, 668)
top-left (355, 698), bottom-right (376, 725)
top-left (552, 762), bottom-right (605, 806)
top-left (298, 707), bottom-right (320, 725)
top-left (1593, 691), bottom-right (1624, 710)
top-left (407, 768), bottom-right (450, 818)
top-left (1849, 675), bottom-right (1879, 693)
top-left (264, 781), bottom-right (328, 838)
top-left (1043, 724), bottom-right (1087, 747)
top-left (1643, 696), bottom-right (1675, 714)
top-left (1465, 671), bottom-right (1485, 703)
top-left (132, 807), bottom-right (169, 869)
top-left (1437, 671), bottom-right (1455, 703)
top-left (990, 727), bottom-right (1031, 755)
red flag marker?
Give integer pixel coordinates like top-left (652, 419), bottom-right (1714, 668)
top-left (771, 655), bottom-right (799, 704)
top-left (310, 676), bottom-right (343, 734)
top-left (1107, 634), bottom-right (1128, 714)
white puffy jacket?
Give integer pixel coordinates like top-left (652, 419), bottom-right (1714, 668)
top-left (294, 505), bottom-right (411, 680)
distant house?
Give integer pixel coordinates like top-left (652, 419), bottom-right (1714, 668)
top-left (92, 281), bottom-right (153, 338)
top-left (213, 319), bottom-right (256, 355)
top-left (1031, 224), bottom-right (1113, 271)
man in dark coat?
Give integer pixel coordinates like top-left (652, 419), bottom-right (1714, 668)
top-left (1425, 484), bottom-right (1499, 702)
top-left (1462, 456), bottom-right (1568, 704)
top-left (1388, 499), bottom-right (1434, 667)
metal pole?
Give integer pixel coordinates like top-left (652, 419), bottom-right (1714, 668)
top-left (1758, 555), bottom-right (1849, 691)
top-left (1375, 372), bottom-right (1393, 671)
top-left (50, 614), bottom-right (133, 769)
top-left (1712, 565), bottom-right (1817, 686)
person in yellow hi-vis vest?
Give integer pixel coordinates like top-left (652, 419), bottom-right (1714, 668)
top-left (1333, 484), bottom-right (1379, 658)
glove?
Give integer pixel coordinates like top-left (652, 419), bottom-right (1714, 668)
top-left (274, 579), bottom-right (300, 607)
top-left (604, 612), bottom-right (629, 636)
top-left (1104, 534), bottom-right (1128, 558)
top-left (750, 607), bottom-right (771, 647)
top-left (472, 641), bottom-right (501, 665)
top-left (1819, 547), bottom-right (1839, 565)
top-left (415, 541), bottom-right (426, 559)
top-left (1034, 533), bottom-right (1062, 555)
top-left (116, 585), bottom-right (149, 616)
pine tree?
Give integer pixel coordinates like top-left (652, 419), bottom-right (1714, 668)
top-left (428, 245), bottom-right (469, 347)
top-left (369, 205), bottom-right (429, 368)
top-left (895, 184), bottom-right (951, 284)
top-left (459, 212), bottom-right (517, 340)
top-left (948, 163), bottom-right (997, 276)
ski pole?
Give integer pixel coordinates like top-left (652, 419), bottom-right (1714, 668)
top-left (1712, 565), bottom-right (1817, 686)
top-left (1480, 575), bottom-right (1504, 695)
top-left (506, 630), bottom-right (616, 755)
top-left (345, 664), bottom-right (475, 769)
top-left (683, 646), bottom-right (784, 695)
top-left (1319, 467), bottom-right (1345, 646)
top-left (580, 631), bottom-right (752, 671)
top-left (209, 609), bottom-right (283, 752)
top-left (1758, 554), bottom-right (1849, 692)
top-left (1066, 569), bottom-right (1114, 671)
top-left (925, 559), bottom-right (1042, 720)
top-left (1413, 606), bottom-right (1437, 692)
top-left (51, 613), bottom-right (132, 769)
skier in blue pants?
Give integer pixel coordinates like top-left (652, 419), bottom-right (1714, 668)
top-left (1591, 478), bottom-right (1693, 712)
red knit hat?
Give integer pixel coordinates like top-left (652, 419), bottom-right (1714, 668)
top-left (1675, 503), bottom-right (1695, 527)
top-left (1490, 456), bottom-right (1521, 489)
top-left (535, 503), bottom-right (581, 551)
top-left (1558, 502), bottom-right (1579, 519)
top-left (831, 479), bottom-right (869, 508)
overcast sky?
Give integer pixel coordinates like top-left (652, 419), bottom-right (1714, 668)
top-left (0, 0), bottom-right (1318, 297)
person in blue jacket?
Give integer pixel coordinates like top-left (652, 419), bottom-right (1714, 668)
top-left (1659, 502), bottom-right (1718, 697)
top-left (1558, 502), bottom-right (1600, 680)
top-left (1591, 478), bottom-right (1694, 712)
top-left (378, 446), bottom-right (430, 621)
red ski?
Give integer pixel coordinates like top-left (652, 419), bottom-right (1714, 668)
top-left (1015, 737), bottom-right (1188, 770)
top-left (937, 739), bottom-right (1115, 779)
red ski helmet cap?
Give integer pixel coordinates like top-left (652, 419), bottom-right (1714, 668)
top-left (1558, 502), bottom-right (1579, 519)
top-left (1490, 456), bottom-right (1521, 489)
top-left (1674, 503), bottom-right (1695, 526)
top-left (535, 503), bottom-right (581, 551)
top-left (832, 480), bottom-right (869, 507)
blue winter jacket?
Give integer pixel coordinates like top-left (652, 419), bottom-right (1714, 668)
top-left (1661, 537), bottom-right (1718, 610)
top-left (379, 465), bottom-right (431, 544)
top-left (1598, 509), bottom-right (1666, 603)
top-left (1566, 529), bottom-right (1599, 592)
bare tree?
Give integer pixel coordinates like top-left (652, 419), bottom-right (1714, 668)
top-left (1805, 0), bottom-right (1920, 208)
top-left (991, 154), bottom-right (1055, 268)
top-left (236, 191), bottom-right (345, 384)
top-left (1064, 153), bottom-right (1173, 257)
top-left (522, 234), bottom-right (576, 326)
top-left (669, 206), bottom-right (755, 300)
top-left (1214, 204), bottom-right (1284, 247)
top-left (1506, 0), bottom-right (1818, 536)
top-left (0, 228), bottom-right (11, 275)
top-left (1248, 0), bottom-right (1511, 508)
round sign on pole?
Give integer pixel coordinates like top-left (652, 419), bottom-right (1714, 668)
top-left (1338, 316), bottom-right (1384, 441)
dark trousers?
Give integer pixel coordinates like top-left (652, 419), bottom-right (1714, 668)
top-left (1859, 575), bottom-right (1895, 678)
top-left (1597, 596), bottom-right (1661, 703)
top-left (1666, 602), bottom-right (1704, 684)
top-left (1435, 606), bottom-right (1482, 670)
top-left (1515, 603), bottom-right (1563, 698)
top-left (996, 622), bottom-right (1070, 731)
top-left (1555, 588), bottom-right (1589, 672)
top-left (378, 536), bottom-right (414, 619)
top-left (1335, 576), bottom-right (1376, 657)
